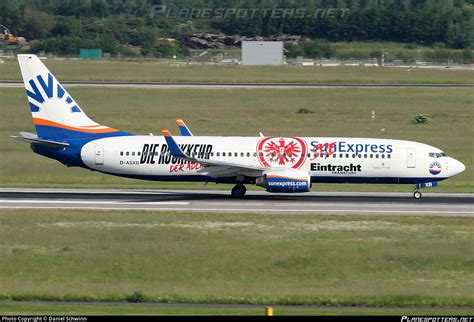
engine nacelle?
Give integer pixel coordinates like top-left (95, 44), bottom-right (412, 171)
top-left (256, 170), bottom-right (311, 193)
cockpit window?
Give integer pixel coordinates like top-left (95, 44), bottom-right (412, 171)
top-left (429, 152), bottom-right (448, 158)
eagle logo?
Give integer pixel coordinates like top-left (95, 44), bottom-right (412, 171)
top-left (257, 137), bottom-right (307, 169)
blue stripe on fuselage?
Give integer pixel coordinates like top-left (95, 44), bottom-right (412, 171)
top-left (31, 126), bottom-right (133, 168)
top-left (89, 173), bottom-right (448, 185)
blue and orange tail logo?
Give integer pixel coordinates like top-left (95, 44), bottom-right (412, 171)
top-left (19, 54), bottom-right (130, 140)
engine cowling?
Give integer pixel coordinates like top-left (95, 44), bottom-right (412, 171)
top-left (256, 170), bottom-right (311, 193)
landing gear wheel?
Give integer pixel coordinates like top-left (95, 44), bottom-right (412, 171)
top-left (231, 184), bottom-right (247, 198)
top-left (413, 191), bottom-right (422, 199)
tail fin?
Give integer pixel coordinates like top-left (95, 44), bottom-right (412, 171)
top-left (18, 54), bottom-right (125, 140)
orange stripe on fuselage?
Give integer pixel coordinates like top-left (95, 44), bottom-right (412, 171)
top-left (33, 118), bottom-right (118, 133)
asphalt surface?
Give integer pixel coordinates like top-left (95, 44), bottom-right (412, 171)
top-left (1, 188), bottom-right (472, 216)
top-left (3, 300), bottom-right (473, 312)
top-left (1, 80), bottom-right (473, 89)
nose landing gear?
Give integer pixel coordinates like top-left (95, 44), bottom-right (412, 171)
top-left (413, 191), bottom-right (422, 199)
top-left (413, 181), bottom-right (437, 199)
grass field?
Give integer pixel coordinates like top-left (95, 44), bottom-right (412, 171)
top-left (1, 302), bottom-right (473, 316)
top-left (0, 209), bottom-right (472, 308)
top-left (0, 58), bottom-right (473, 84)
top-left (0, 87), bottom-right (472, 191)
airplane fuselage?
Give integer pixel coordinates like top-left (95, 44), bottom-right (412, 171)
top-left (69, 136), bottom-right (462, 185)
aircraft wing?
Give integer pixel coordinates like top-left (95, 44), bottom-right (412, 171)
top-left (162, 129), bottom-right (265, 177)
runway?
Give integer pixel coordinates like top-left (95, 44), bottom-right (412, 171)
top-left (1, 188), bottom-right (472, 217)
top-left (0, 80), bottom-right (473, 89)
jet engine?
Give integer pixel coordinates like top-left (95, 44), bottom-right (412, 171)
top-left (256, 170), bottom-right (311, 193)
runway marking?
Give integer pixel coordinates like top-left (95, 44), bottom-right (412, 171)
top-left (0, 205), bottom-right (472, 216)
top-left (0, 199), bottom-right (189, 205)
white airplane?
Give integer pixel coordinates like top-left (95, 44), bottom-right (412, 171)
top-left (12, 55), bottom-right (465, 199)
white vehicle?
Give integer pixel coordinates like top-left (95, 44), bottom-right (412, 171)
top-left (12, 55), bottom-right (465, 199)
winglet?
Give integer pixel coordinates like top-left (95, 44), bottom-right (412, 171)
top-left (162, 128), bottom-right (171, 137)
top-left (161, 128), bottom-right (186, 158)
top-left (176, 118), bottom-right (193, 136)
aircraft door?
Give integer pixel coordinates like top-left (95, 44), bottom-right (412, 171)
top-left (407, 148), bottom-right (416, 168)
top-left (95, 145), bottom-right (104, 165)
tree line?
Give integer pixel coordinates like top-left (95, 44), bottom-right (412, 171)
top-left (0, 0), bottom-right (472, 56)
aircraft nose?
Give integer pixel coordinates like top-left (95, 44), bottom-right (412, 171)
top-left (450, 158), bottom-right (465, 176)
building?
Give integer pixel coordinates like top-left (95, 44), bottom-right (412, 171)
top-left (241, 41), bottom-right (283, 65)
top-left (79, 49), bottom-right (102, 59)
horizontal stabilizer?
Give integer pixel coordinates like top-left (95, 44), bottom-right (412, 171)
top-left (10, 132), bottom-right (69, 149)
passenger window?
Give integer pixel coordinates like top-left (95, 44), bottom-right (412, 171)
top-left (352, 154), bottom-right (356, 158)
top-left (345, 153), bottom-right (349, 158)
top-left (381, 154), bottom-right (385, 158)
top-left (120, 152), bottom-right (123, 156)
top-left (137, 152), bottom-right (141, 156)
top-left (375, 154), bottom-right (379, 158)
top-left (339, 153), bottom-right (343, 158)
top-left (126, 152), bottom-right (129, 156)
top-left (131, 152), bottom-right (135, 156)
top-left (333, 154), bottom-right (336, 158)
top-left (240, 152), bottom-right (244, 157)
top-left (253, 152), bottom-right (257, 157)
top-left (429, 152), bottom-right (435, 158)
top-left (259, 152), bottom-right (263, 157)
top-left (370, 154), bottom-right (373, 158)
top-left (358, 154), bottom-right (362, 158)
top-left (364, 154), bottom-right (367, 158)
top-left (387, 154), bottom-right (391, 159)
top-left (436, 153), bottom-right (442, 158)
top-left (307, 153), bottom-right (311, 157)
top-left (247, 152), bottom-right (250, 157)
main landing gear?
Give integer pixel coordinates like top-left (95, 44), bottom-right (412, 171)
top-left (413, 190), bottom-right (422, 199)
top-left (231, 184), bottom-right (247, 198)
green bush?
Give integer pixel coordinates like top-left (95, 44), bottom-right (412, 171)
top-left (412, 114), bottom-right (430, 124)
top-left (126, 291), bottom-right (146, 303)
